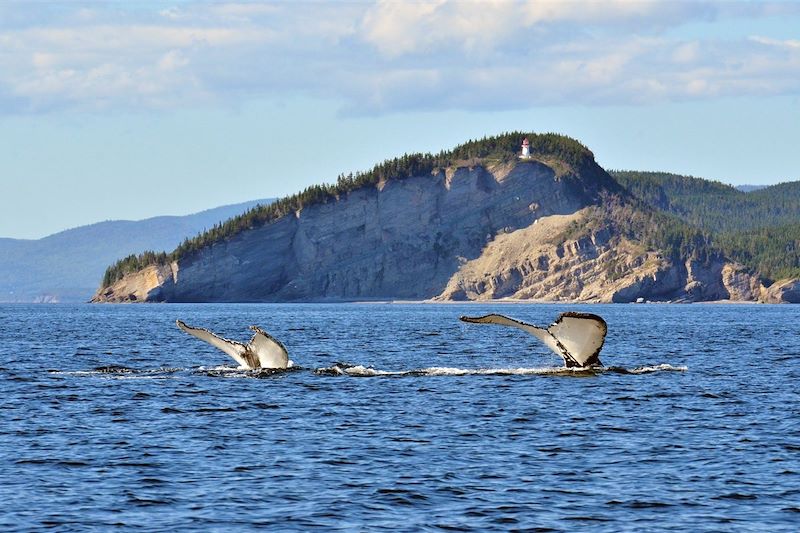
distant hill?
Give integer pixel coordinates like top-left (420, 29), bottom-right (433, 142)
top-left (736, 184), bottom-right (768, 193)
top-left (0, 199), bottom-right (273, 302)
top-left (610, 171), bottom-right (800, 233)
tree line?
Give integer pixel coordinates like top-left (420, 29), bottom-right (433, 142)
top-left (101, 132), bottom-right (595, 286)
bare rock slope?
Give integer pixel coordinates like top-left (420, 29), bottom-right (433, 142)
top-left (436, 208), bottom-right (765, 303)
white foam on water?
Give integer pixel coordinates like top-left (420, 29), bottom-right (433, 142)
top-left (104, 375), bottom-right (172, 381)
top-left (321, 365), bottom-right (600, 377)
top-left (55, 367), bottom-right (183, 377)
top-left (320, 363), bottom-right (687, 377)
top-left (197, 365), bottom-right (242, 372)
top-left (420, 366), bottom-right (578, 376)
top-left (196, 365), bottom-right (297, 379)
top-left (52, 370), bottom-right (180, 381)
top-left (628, 364), bottom-right (688, 374)
top-left (60, 363), bottom-right (687, 379)
top-left (328, 365), bottom-right (403, 377)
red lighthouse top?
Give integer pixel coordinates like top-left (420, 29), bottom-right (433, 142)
top-left (522, 138), bottom-right (529, 146)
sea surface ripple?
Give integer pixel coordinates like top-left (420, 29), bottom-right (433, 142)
top-left (0, 303), bottom-right (798, 531)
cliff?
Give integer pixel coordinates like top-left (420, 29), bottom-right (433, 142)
top-left (92, 133), bottom-right (797, 304)
top-left (435, 208), bottom-right (768, 303)
top-left (93, 262), bottom-right (178, 303)
top-left (94, 158), bottom-right (608, 302)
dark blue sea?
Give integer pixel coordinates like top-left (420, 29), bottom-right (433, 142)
top-left (1, 303), bottom-right (798, 531)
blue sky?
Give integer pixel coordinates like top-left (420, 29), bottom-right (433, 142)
top-left (1, 1), bottom-right (799, 239)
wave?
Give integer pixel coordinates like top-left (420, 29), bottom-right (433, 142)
top-left (626, 364), bottom-right (688, 374)
top-left (196, 365), bottom-right (302, 378)
top-left (315, 363), bottom-right (688, 377)
top-left (50, 366), bottom-right (183, 379)
top-left (55, 363), bottom-right (687, 379)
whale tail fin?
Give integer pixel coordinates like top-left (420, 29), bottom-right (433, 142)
top-left (176, 320), bottom-right (289, 369)
top-left (247, 325), bottom-right (290, 369)
top-left (546, 312), bottom-right (607, 367)
top-left (459, 312), bottom-right (607, 368)
top-left (176, 320), bottom-right (255, 368)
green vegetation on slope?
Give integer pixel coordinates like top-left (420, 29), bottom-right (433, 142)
top-left (716, 224), bottom-right (800, 282)
top-left (100, 132), bottom-right (606, 286)
top-left (101, 251), bottom-right (168, 288)
top-left (611, 171), bottom-right (800, 233)
top-left (558, 193), bottom-right (717, 264)
top-left (612, 171), bottom-right (800, 280)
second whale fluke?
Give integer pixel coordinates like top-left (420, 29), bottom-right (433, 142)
top-left (459, 312), bottom-right (607, 368)
top-left (176, 320), bottom-right (290, 370)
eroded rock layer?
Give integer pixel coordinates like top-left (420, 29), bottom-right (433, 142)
top-left (436, 209), bottom-right (765, 303)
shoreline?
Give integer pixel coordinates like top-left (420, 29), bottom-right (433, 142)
top-left (7, 297), bottom-right (772, 305)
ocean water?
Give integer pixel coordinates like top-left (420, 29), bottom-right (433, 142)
top-left (0, 303), bottom-right (798, 531)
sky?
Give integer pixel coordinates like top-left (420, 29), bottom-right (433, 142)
top-left (1, 1), bottom-right (799, 239)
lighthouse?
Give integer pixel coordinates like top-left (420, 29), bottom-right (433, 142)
top-left (520, 137), bottom-right (530, 159)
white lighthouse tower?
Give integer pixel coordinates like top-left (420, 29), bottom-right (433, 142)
top-left (520, 137), bottom-right (530, 159)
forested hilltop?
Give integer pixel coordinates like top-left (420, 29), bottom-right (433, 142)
top-left (611, 171), bottom-right (800, 280)
top-left (102, 132), bottom-right (618, 286)
top-left (611, 171), bottom-right (800, 232)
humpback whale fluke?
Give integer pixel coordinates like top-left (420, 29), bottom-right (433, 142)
top-left (459, 312), bottom-right (607, 368)
top-left (176, 320), bottom-right (290, 370)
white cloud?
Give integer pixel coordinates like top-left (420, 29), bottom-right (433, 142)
top-left (0, 1), bottom-right (798, 114)
top-left (672, 42), bottom-right (700, 64)
top-left (205, 3), bottom-right (282, 22)
top-left (361, 0), bottom-right (517, 58)
top-left (750, 36), bottom-right (800, 50)
top-left (157, 50), bottom-right (189, 72)
top-left (17, 25), bottom-right (271, 51)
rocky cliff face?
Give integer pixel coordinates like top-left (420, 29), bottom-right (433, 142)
top-left (94, 160), bottom-right (602, 302)
top-left (435, 208), bottom-right (766, 303)
top-left (92, 157), bottom-right (796, 304)
top-left (93, 262), bottom-right (177, 303)
top-left (759, 279), bottom-right (800, 303)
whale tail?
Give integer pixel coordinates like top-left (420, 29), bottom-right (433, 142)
top-left (246, 325), bottom-right (291, 369)
top-left (459, 312), bottom-right (607, 368)
top-left (176, 320), bottom-right (289, 369)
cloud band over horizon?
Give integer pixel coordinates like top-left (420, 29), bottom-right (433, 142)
top-left (1, 0), bottom-right (799, 115)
